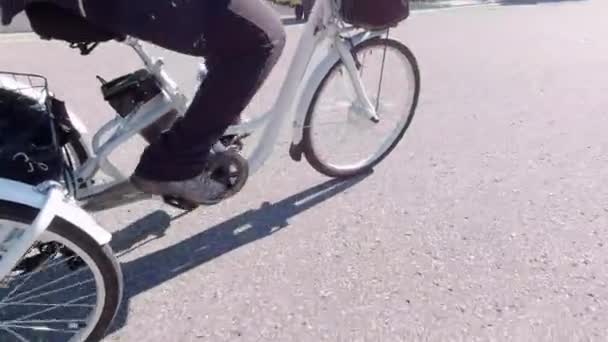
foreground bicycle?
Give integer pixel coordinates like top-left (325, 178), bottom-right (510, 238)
top-left (0, 0), bottom-right (419, 340)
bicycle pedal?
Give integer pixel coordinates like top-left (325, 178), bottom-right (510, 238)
top-left (210, 150), bottom-right (249, 197)
top-left (162, 196), bottom-right (199, 211)
top-left (220, 133), bottom-right (250, 152)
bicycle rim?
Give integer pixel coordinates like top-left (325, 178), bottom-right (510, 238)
top-left (0, 222), bottom-right (106, 342)
top-left (305, 38), bottom-right (419, 176)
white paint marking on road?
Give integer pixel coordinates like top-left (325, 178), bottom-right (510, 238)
top-left (0, 33), bottom-right (37, 44)
top-left (412, 2), bottom-right (499, 14)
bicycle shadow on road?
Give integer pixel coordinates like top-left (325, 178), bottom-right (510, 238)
top-left (108, 172), bottom-right (371, 333)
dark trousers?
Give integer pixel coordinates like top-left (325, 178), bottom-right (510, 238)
top-left (84, 0), bottom-right (286, 181)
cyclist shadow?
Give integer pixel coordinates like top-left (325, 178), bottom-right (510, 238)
top-left (108, 172), bottom-right (371, 333)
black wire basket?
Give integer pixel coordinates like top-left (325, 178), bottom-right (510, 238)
top-left (0, 71), bottom-right (65, 186)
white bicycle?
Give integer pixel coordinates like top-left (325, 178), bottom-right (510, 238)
top-left (0, 0), bottom-right (419, 340)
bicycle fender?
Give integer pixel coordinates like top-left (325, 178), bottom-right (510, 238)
top-left (0, 178), bottom-right (112, 246)
top-left (291, 30), bottom-right (385, 147)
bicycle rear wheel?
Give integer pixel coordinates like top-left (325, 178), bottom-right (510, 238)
top-left (302, 37), bottom-right (420, 178)
top-left (0, 201), bottom-right (122, 342)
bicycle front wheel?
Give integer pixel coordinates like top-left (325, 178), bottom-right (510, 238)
top-left (0, 201), bottom-right (123, 342)
top-left (302, 37), bottom-right (420, 178)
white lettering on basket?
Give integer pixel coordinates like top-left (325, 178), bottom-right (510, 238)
top-left (12, 152), bottom-right (49, 174)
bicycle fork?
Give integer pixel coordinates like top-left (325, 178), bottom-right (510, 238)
top-left (335, 37), bottom-right (380, 123)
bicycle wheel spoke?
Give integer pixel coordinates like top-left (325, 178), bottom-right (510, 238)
top-left (6, 267), bottom-right (86, 303)
top-left (4, 266), bottom-right (43, 304)
top-left (3, 319), bottom-right (87, 324)
top-left (11, 278), bottom-right (94, 305)
top-left (374, 38), bottom-right (389, 112)
top-left (1, 302), bottom-right (94, 308)
top-left (3, 324), bottom-right (79, 334)
top-left (2, 327), bottom-right (28, 342)
top-left (0, 210), bottom-right (119, 342)
top-left (10, 294), bottom-right (95, 322)
top-left (4, 255), bottom-right (79, 301)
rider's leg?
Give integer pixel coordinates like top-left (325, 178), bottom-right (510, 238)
top-left (83, 0), bottom-right (285, 202)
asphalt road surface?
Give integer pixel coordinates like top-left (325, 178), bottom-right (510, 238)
top-left (1, 0), bottom-right (608, 340)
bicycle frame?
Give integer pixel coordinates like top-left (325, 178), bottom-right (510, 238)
top-left (0, 0), bottom-right (387, 279)
top-left (72, 0), bottom-right (386, 202)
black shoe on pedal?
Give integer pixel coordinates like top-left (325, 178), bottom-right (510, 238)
top-left (131, 150), bottom-right (249, 207)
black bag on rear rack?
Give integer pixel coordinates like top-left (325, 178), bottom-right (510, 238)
top-left (338, 0), bottom-right (410, 31)
top-left (0, 73), bottom-right (75, 186)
